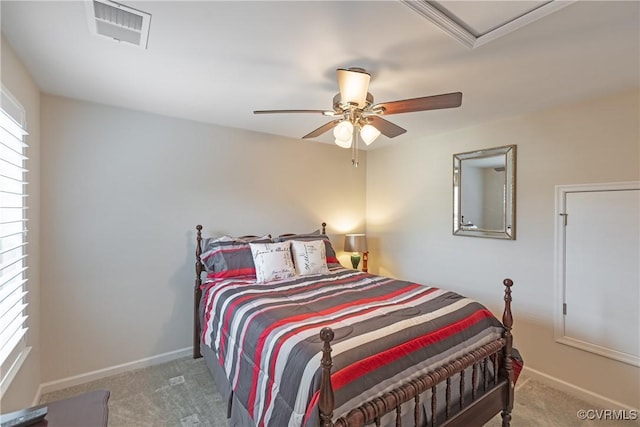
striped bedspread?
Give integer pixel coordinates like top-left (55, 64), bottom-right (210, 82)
top-left (201, 266), bottom-right (504, 427)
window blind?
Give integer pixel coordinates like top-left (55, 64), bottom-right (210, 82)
top-left (0, 88), bottom-right (29, 377)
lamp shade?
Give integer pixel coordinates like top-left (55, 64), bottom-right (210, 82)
top-left (337, 68), bottom-right (370, 108)
top-left (360, 124), bottom-right (381, 145)
top-left (333, 120), bottom-right (353, 148)
top-left (344, 234), bottom-right (368, 253)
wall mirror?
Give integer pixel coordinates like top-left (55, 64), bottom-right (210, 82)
top-left (453, 145), bottom-right (516, 239)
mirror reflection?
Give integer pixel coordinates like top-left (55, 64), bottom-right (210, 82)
top-left (453, 145), bottom-right (516, 239)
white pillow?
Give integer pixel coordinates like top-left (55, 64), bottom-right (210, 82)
top-left (249, 241), bottom-right (296, 283)
top-left (290, 239), bottom-right (329, 276)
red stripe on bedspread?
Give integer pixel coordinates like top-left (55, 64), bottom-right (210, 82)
top-left (246, 283), bottom-right (423, 416)
top-left (333, 308), bottom-right (494, 389)
top-left (207, 268), bottom-right (256, 279)
top-left (302, 308), bottom-right (495, 424)
top-left (217, 275), bottom-right (363, 364)
top-left (200, 280), bottom-right (245, 362)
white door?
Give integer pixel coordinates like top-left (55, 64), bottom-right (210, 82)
top-left (556, 184), bottom-right (640, 366)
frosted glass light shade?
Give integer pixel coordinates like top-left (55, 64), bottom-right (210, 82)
top-left (337, 68), bottom-right (370, 107)
top-left (360, 124), bottom-right (381, 145)
top-left (333, 121), bottom-right (353, 148)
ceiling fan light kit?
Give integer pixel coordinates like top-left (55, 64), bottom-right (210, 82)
top-left (253, 67), bottom-right (463, 166)
top-left (360, 124), bottom-right (381, 146)
top-left (333, 121), bottom-right (354, 148)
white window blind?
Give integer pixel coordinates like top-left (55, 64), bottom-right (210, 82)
top-left (0, 87), bottom-right (29, 389)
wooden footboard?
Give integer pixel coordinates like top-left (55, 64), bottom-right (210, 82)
top-left (319, 279), bottom-right (515, 427)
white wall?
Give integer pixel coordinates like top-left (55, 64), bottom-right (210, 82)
top-left (0, 37), bottom-right (41, 411)
top-left (39, 95), bottom-right (366, 386)
top-left (366, 88), bottom-right (640, 408)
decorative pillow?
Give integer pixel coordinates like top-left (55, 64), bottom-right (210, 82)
top-left (274, 231), bottom-right (339, 264)
top-left (290, 240), bottom-right (329, 276)
top-left (200, 235), bottom-right (271, 277)
top-left (249, 241), bottom-right (297, 283)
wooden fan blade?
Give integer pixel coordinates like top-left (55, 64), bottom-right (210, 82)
top-left (254, 109), bottom-right (332, 115)
top-left (373, 92), bottom-right (462, 115)
top-left (302, 120), bottom-right (341, 139)
top-left (368, 116), bottom-right (406, 138)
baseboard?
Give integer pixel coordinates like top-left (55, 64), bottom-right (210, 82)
top-left (522, 366), bottom-right (639, 411)
top-left (31, 384), bottom-right (42, 407)
top-left (38, 347), bottom-right (192, 397)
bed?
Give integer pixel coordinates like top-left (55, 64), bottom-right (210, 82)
top-left (192, 223), bottom-right (519, 427)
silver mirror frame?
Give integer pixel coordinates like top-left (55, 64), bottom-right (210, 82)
top-left (453, 145), bottom-right (516, 240)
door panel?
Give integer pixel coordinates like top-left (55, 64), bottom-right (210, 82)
top-left (564, 189), bottom-right (639, 362)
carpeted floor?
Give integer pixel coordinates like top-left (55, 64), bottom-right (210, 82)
top-left (40, 357), bottom-right (638, 427)
top-left (40, 357), bottom-right (227, 427)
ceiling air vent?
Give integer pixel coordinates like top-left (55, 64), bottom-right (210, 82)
top-left (86, 0), bottom-right (151, 49)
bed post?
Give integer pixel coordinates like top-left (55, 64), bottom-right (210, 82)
top-left (322, 222), bottom-right (327, 234)
top-left (501, 278), bottom-right (514, 427)
top-left (194, 225), bottom-right (204, 359)
top-left (319, 327), bottom-right (335, 427)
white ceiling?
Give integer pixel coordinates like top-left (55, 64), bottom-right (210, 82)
top-left (1, 1), bottom-right (638, 149)
top-left (434, 1), bottom-right (550, 36)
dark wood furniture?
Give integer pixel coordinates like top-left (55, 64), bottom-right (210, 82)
top-left (8, 390), bottom-right (110, 427)
top-left (193, 224), bottom-right (516, 427)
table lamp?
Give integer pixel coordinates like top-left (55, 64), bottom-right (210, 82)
top-left (344, 234), bottom-right (368, 272)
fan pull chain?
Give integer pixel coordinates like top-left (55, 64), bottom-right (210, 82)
top-left (351, 119), bottom-right (359, 167)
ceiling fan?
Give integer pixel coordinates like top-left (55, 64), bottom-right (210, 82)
top-left (254, 67), bottom-right (463, 166)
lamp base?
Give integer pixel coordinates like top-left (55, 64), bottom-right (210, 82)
top-left (350, 253), bottom-right (361, 269)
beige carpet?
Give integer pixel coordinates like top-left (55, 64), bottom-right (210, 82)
top-left (40, 357), bottom-right (638, 427)
top-left (40, 357), bottom-right (227, 427)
